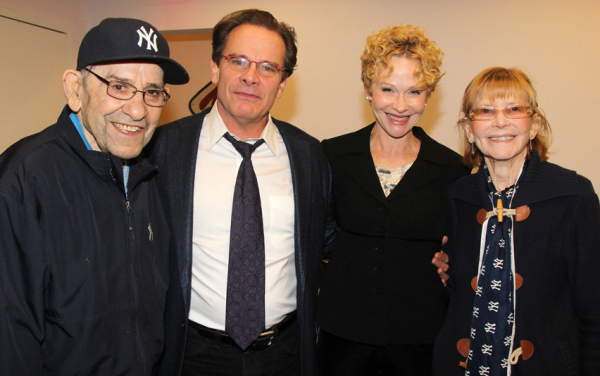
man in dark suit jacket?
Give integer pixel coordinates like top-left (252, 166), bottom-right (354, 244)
top-left (147, 9), bottom-right (334, 376)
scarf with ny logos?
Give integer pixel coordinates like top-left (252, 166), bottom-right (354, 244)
top-left (466, 159), bottom-right (527, 376)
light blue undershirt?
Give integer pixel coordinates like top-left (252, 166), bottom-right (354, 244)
top-left (69, 112), bottom-right (92, 150)
top-left (69, 112), bottom-right (130, 195)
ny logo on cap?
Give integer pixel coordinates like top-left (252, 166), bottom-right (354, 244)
top-left (137, 26), bottom-right (158, 52)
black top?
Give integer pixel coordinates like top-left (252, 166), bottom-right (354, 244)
top-left (318, 124), bottom-right (468, 345)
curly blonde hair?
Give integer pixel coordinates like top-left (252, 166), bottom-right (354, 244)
top-left (458, 67), bottom-right (552, 167)
top-left (361, 24), bottom-right (444, 97)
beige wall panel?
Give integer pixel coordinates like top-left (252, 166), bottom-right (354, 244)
top-left (0, 11), bottom-right (67, 152)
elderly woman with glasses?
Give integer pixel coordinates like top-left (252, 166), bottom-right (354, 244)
top-left (317, 24), bottom-right (468, 375)
top-left (432, 67), bottom-right (600, 376)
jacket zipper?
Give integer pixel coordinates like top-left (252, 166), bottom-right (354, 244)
top-left (113, 164), bottom-right (149, 374)
top-left (125, 192), bottom-right (149, 375)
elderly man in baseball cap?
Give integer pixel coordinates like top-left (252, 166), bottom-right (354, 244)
top-left (0, 18), bottom-right (188, 375)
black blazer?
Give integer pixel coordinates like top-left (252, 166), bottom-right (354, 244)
top-left (318, 124), bottom-right (468, 345)
top-left (146, 108), bottom-right (335, 376)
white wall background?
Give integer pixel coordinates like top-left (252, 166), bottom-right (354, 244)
top-left (2, 0), bottom-right (599, 189)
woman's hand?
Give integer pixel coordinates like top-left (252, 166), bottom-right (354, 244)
top-left (432, 236), bottom-right (450, 286)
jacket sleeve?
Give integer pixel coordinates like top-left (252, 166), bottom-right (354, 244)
top-left (567, 177), bottom-right (600, 375)
top-left (0, 190), bottom-right (46, 374)
top-left (441, 193), bottom-right (459, 295)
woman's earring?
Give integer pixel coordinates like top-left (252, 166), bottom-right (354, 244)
top-left (529, 137), bottom-right (534, 153)
top-left (366, 96), bottom-right (371, 101)
top-left (470, 140), bottom-right (476, 158)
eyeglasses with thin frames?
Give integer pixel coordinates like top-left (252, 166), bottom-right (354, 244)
top-left (469, 105), bottom-right (534, 121)
top-left (221, 55), bottom-right (285, 77)
top-left (83, 67), bottom-right (170, 107)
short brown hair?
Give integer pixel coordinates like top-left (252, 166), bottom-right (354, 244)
top-left (212, 9), bottom-right (297, 79)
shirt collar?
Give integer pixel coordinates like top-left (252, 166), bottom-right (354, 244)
top-left (204, 101), bottom-right (282, 156)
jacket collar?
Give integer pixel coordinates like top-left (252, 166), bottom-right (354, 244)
top-left (328, 124), bottom-right (457, 203)
top-left (330, 125), bottom-right (457, 166)
top-left (450, 151), bottom-right (579, 208)
top-left (56, 106), bottom-right (158, 191)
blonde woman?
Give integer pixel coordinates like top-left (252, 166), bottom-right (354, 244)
top-left (317, 25), bottom-right (468, 375)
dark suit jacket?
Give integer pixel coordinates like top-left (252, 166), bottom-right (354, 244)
top-left (318, 124), bottom-right (468, 346)
top-left (146, 108), bottom-right (334, 376)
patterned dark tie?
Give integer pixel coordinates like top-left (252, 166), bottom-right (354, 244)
top-left (223, 133), bottom-right (266, 350)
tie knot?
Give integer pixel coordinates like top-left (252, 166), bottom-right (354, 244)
top-left (223, 133), bottom-right (265, 159)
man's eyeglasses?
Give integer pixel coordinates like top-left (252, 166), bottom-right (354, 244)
top-left (83, 68), bottom-right (170, 107)
top-left (469, 105), bottom-right (534, 121)
top-left (221, 55), bottom-right (285, 77)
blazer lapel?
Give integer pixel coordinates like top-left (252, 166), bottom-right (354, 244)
top-left (387, 127), bottom-right (453, 201)
top-left (167, 111), bottom-right (206, 310)
top-left (329, 125), bottom-right (387, 204)
top-left (386, 159), bottom-right (438, 201)
top-left (275, 121), bottom-right (311, 294)
top-left (345, 154), bottom-right (387, 204)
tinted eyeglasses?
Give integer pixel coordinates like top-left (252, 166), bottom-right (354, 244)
top-left (469, 105), bottom-right (534, 121)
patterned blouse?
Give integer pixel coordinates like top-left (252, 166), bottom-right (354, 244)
top-left (375, 163), bottom-right (413, 197)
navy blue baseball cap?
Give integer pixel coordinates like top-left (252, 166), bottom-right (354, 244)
top-left (77, 18), bottom-right (189, 85)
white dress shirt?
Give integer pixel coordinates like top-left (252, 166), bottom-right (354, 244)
top-left (189, 104), bottom-right (296, 330)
